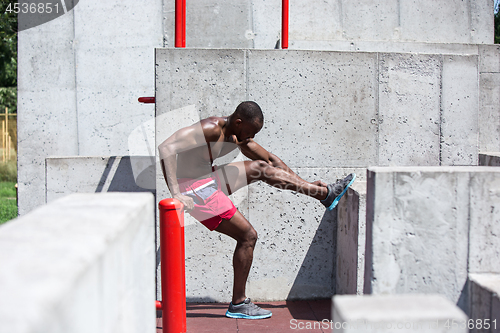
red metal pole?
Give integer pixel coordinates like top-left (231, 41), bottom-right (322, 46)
top-left (158, 198), bottom-right (186, 333)
top-left (282, 0), bottom-right (289, 49)
top-left (175, 0), bottom-right (186, 47)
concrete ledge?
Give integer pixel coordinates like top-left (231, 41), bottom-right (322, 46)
top-left (0, 193), bottom-right (155, 333)
top-left (46, 156), bottom-right (155, 204)
top-left (469, 273), bottom-right (500, 333)
top-left (479, 153), bottom-right (500, 166)
top-left (332, 294), bottom-right (468, 333)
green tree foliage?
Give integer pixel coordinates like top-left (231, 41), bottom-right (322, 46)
top-left (496, 2), bottom-right (500, 44)
top-left (0, 0), bottom-right (17, 114)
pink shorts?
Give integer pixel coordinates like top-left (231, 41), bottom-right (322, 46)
top-left (177, 169), bottom-right (237, 231)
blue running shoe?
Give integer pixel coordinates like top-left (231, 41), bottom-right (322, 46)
top-left (321, 173), bottom-right (356, 211)
top-left (225, 298), bottom-right (272, 319)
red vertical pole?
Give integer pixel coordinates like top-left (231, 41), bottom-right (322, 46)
top-left (182, 0), bottom-right (186, 47)
top-left (159, 198), bottom-right (186, 333)
top-left (282, 0), bottom-right (289, 49)
top-left (175, 0), bottom-right (186, 47)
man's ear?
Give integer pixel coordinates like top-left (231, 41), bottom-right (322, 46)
top-left (234, 118), bottom-right (242, 126)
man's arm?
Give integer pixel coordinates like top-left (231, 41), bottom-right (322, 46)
top-left (158, 121), bottom-right (219, 210)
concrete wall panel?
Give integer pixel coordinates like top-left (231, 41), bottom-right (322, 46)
top-left (441, 55), bottom-right (479, 165)
top-left (247, 50), bottom-right (378, 168)
top-left (155, 49), bottom-right (247, 118)
top-left (479, 73), bottom-right (500, 152)
top-left (17, 12), bottom-right (78, 215)
top-left (163, 0), bottom-right (253, 48)
top-left (400, 0), bottom-right (471, 44)
top-left (469, 171), bottom-right (500, 273)
top-left (342, 0), bottom-right (399, 41)
top-left (378, 53), bottom-right (441, 166)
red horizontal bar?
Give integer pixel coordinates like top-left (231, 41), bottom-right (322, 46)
top-left (138, 97), bottom-right (155, 104)
top-left (156, 300), bottom-right (162, 310)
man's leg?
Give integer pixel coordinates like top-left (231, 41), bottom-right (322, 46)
top-left (215, 209), bottom-right (257, 305)
top-left (217, 159), bottom-right (328, 201)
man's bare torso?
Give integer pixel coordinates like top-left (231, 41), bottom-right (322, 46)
top-left (176, 117), bottom-right (239, 179)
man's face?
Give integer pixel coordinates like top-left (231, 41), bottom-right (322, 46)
top-left (236, 120), bottom-right (263, 142)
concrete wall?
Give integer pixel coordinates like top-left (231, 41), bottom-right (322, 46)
top-left (0, 193), bottom-right (155, 333)
top-left (18, 0), bottom-right (496, 217)
top-left (18, 0), bottom-right (163, 215)
top-left (155, 48), bottom-right (481, 301)
top-left (364, 166), bottom-right (500, 314)
top-left (163, 0), bottom-right (494, 49)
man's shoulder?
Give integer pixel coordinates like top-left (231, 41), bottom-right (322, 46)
top-left (200, 117), bottom-right (224, 140)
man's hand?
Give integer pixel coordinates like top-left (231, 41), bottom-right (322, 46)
top-left (174, 194), bottom-right (195, 211)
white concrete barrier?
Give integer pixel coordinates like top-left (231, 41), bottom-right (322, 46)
top-left (0, 193), bottom-right (155, 333)
top-left (332, 294), bottom-right (468, 333)
top-left (469, 273), bottom-right (500, 333)
top-left (364, 166), bottom-right (500, 313)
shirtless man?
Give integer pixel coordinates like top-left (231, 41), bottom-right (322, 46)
top-left (158, 101), bottom-right (355, 319)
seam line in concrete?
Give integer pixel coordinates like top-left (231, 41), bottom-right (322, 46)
top-left (375, 52), bottom-right (380, 166)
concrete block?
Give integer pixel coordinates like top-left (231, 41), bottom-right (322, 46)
top-left (365, 167), bottom-right (474, 303)
top-left (479, 73), bottom-right (500, 152)
top-left (0, 193), bottom-right (155, 333)
top-left (378, 53), bottom-right (441, 166)
top-left (332, 294), bottom-right (468, 333)
top-left (479, 152), bottom-right (500, 166)
top-left (46, 156), bottom-right (155, 203)
top-left (247, 50), bottom-right (378, 168)
top-left (469, 273), bottom-right (500, 333)
top-left (365, 166), bottom-right (500, 310)
top-left (441, 55), bottom-right (479, 166)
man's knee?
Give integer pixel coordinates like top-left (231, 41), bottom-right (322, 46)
top-left (243, 227), bottom-right (258, 246)
top-left (248, 160), bottom-right (272, 181)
